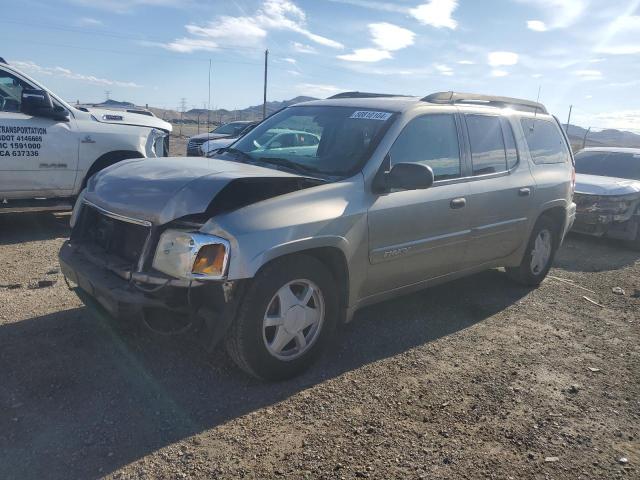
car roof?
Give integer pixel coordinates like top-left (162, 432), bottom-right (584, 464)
top-left (295, 96), bottom-right (423, 113)
top-left (293, 92), bottom-right (549, 116)
top-left (579, 147), bottom-right (640, 154)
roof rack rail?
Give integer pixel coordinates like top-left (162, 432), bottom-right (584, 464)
top-left (328, 91), bottom-right (409, 99)
top-left (421, 91), bottom-right (548, 114)
top-left (0, 57), bottom-right (7, 64)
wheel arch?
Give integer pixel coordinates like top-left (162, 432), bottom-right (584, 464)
top-left (81, 150), bottom-right (144, 189)
top-left (253, 241), bottom-right (350, 312)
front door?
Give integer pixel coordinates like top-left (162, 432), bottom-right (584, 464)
top-left (365, 113), bottom-right (471, 297)
top-left (0, 68), bottom-right (78, 197)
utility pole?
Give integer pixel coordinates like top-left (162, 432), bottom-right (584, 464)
top-left (179, 97), bottom-right (187, 137)
top-left (208, 59), bottom-right (212, 134)
top-left (582, 126), bottom-right (591, 150)
top-left (565, 105), bottom-right (573, 134)
top-left (105, 90), bottom-right (111, 101)
top-left (262, 49), bottom-right (269, 120)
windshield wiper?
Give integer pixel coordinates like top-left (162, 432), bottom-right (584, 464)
top-left (215, 147), bottom-right (254, 163)
top-left (257, 157), bottom-right (323, 176)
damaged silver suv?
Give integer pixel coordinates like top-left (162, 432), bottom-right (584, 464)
top-left (60, 91), bottom-right (576, 380)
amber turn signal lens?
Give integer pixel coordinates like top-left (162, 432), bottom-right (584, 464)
top-left (192, 244), bottom-right (226, 276)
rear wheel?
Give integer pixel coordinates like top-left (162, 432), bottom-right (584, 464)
top-left (507, 216), bottom-right (559, 286)
top-left (225, 255), bottom-right (338, 381)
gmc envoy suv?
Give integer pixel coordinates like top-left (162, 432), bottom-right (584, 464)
top-left (59, 91), bottom-right (576, 380)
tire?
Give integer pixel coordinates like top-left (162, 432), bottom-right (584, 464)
top-left (506, 215), bottom-right (559, 286)
top-left (225, 254), bottom-right (339, 381)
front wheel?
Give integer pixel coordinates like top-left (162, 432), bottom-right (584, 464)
top-left (507, 216), bottom-right (559, 286)
top-left (225, 255), bottom-right (338, 381)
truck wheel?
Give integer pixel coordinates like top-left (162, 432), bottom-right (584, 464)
top-left (225, 254), bottom-right (338, 381)
top-left (506, 216), bottom-right (559, 286)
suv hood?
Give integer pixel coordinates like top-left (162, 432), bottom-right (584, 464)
top-left (190, 132), bottom-right (232, 141)
top-left (575, 173), bottom-right (640, 196)
top-left (84, 107), bottom-right (172, 133)
top-left (85, 156), bottom-right (313, 225)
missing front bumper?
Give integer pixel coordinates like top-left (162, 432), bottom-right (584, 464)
top-left (59, 241), bottom-right (244, 347)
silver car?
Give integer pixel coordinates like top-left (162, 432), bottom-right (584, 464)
top-left (573, 147), bottom-right (640, 248)
top-left (59, 91), bottom-right (576, 380)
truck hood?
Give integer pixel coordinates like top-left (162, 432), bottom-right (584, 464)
top-left (575, 173), bottom-right (640, 196)
top-left (84, 107), bottom-right (172, 133)
top-left (85, 156), bottom-right (315, 225)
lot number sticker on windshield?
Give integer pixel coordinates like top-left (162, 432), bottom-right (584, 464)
top-left (350, 111), bottom-right (392, 121)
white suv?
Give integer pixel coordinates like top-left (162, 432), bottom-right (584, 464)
top-left (0, 58), bottom-right (171, 213)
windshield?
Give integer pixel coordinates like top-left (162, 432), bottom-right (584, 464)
top-left (575, 150), bottom-right (640, 181)
top-left (226, 105), bottom-right (394, 177)
top-left (212, 122), bottom-right (247, 135)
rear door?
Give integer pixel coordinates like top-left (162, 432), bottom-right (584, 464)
top-left (365, 112), bottom-right (471, 297)
top-left (0, 67), bottom-right (78, 197)
top-left (462, 114), bottom-right (535, 265)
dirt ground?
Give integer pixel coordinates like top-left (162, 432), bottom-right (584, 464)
top-left (0, 213), bottom-right (638, 480)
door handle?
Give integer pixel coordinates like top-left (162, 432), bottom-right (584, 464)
top-left (450, 197), bottom-right (466, 209)
top-left (518, 187), bottom-right (532, 197)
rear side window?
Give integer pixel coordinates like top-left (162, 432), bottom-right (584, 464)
top-left (520, 118), bottom-right (569, 164)
top-left (465, 115), bottom-right (507, 175)
top-left (388, 113), bottom-right (461, 181)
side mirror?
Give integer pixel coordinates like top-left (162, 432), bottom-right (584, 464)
top-left (375, 162), bottom-right (434, 193)
top-left (21, 89), bottom-right (69, 121)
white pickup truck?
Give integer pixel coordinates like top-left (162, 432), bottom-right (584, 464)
top-left (0, 58), bottom-right (171, 213)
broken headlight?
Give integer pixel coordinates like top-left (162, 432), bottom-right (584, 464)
top-left (152, 230), bottom-right (230, 280)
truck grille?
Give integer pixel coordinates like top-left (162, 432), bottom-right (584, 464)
top-left (74, 204), bottom-right (151, 268)
top-left (187, 138), bottom-right (207, 156)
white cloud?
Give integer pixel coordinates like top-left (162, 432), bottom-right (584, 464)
top-left (296, 83), bottom-right (345, 97)
top-left (291, 42), bottom-right (317, 54)
top-left (574, 110), bottom-right (640, 132)
top-left (283, 57), bottom-right (297, 63)
top-left (153, 0), bottom-right (342, 53)
top-left (488, 51), bottom-right (519, 66)
top-left (457, 60), bottom-right (475, 65)
top-left (369, 22), bottom-right (415, 51)
top-left (326, 0), bottom-right (406, 13)
top-left (434, 64), bottom-right (453, 76)
top-left (77, 17), bottom-right (103, 26)
top-left (287, 69), bottom-right (302, 76)
top-left (185, 16), bottom-right (267, 47)
top-left (410, 0), bottom-right (458, 29)
top-left (491, 69), bottom-right (509, 77)
top-left (337, 48), bottom-right (392, 62)
top-left (596, 15), bottom-right (640, 55)
top-left (527, 20), bottom-right (547, 31)
top-left (574, 69), bottom-right (603, 80)
top-left (517, 0), bottom-right (587, 30)
top-left (338, 22), bottom-right (414, 63)
top-left (12, 60), bottom-right (142, 88)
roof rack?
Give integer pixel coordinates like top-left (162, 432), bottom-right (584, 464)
top-left (328, 91), bottom-right (410, 99)
top-left (422, 91), bottom-right (547, 114)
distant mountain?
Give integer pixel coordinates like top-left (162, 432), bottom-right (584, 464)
top-left (567, 124), bottom-right (640, 149)
top-left (94, 99), bottom-right (137, 108)
top-left (147, 96), bottom-right (318, 124)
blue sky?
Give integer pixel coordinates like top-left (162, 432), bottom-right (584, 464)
top-left (3, 0), bottom-right (640, 131)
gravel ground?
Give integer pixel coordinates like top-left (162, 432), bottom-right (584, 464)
top-left (0, 213), bottom-right (638, 480)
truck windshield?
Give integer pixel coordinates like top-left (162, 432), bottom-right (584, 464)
top-left (575, 151), bottom-right (640, 181)
top-left (228, 105), bottom-right (395, 177)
